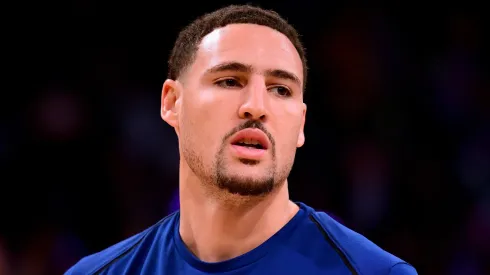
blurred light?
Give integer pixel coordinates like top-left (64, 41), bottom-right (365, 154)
top-left (168, 188), bottom-right (180, 214)
top-left (345, 141), bottom-right (390, 229)
top-left (33, 91), bottom-right (86, 141)
top-left (459, 130), bottom-right (490, 193)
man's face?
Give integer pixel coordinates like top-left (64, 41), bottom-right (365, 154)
top-left (166, 23), bottom-right (306, 196)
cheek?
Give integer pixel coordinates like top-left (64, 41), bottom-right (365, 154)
top-left (274, 108), bottom-right (303, 154)
top-left (180, 95), bottom-right (230, 155)
top-left (280, 125), bottom-right (302, 151)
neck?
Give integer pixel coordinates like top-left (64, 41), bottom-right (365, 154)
top-left (178, 163), bottom-right (299, 263)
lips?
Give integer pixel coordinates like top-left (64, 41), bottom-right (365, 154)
top-left (230, 128), bottom-right (270, 150)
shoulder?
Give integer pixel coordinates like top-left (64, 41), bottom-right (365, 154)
top-left (64, 212), bottom-right (178, 275)
top-left (305, 204), bottom-right (417, 275)
top-left (388, 263), bottom-right (418, 274)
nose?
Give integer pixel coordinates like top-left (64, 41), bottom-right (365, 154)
top-left (238, 79), bottom-right (268, 121)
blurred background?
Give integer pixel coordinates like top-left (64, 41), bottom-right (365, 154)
top-left (1, 1), bottom-right (488, 274)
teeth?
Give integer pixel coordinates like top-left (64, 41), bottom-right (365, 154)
top-left (239, 138), bottom-right (260, 145)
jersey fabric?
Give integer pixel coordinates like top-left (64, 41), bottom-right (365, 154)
top-left (65, 202), bottom-right (417, 275)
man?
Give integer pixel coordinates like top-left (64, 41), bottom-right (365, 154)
top-left (66, 4), bottom-right (417, 275)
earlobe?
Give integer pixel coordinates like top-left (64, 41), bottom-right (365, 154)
top-left (161, 79), bottom-right (180, 129)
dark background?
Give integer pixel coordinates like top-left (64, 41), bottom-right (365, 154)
top-left (1, 1), bottom-right (488, 274)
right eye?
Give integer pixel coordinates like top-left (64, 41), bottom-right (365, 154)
top-left (215, 78), bottom-right (242, 88)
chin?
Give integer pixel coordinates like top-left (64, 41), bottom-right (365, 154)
top-left (238, 158), bottom-right (261, 165)
top-left (227, 164), bottom-right (273, 178)
top-left (216, 172), bottom-right (275, 197)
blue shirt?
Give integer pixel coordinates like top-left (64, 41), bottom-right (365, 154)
top-left (65, 202), bottom-right (417, 274)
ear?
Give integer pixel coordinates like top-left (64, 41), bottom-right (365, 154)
top-left (297, 103), bottom-right (307, 148)
top-left (161, 79), bottom-right (182, 131)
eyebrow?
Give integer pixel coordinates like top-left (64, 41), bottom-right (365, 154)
top-left (205, 61), bottom-right (302, 87)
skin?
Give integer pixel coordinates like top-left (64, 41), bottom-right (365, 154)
top-left (161, 23), bottom-right (307, 262)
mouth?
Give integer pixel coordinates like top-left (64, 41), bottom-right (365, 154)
top-left (230, 128), bottom-right (269, 150)
top-left (229, 128), bottom-right (270, 160)
top-left (232, 139), bottom-right (265, 150)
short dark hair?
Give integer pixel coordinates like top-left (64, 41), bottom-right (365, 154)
top-left (167, 4), bottom-right (308, 89)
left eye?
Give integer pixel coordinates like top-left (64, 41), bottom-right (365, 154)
top-left (270, 86), bottom-right (291, 97)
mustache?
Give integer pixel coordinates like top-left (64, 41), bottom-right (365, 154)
top-left (224, 120), bottom-right (275, 148)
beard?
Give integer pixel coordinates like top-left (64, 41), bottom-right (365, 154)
top-left (182, 120), bottom-right (291, 197)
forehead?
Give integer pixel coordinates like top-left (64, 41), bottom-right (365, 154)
top-left (191, 24), bottom-right (303, 82)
